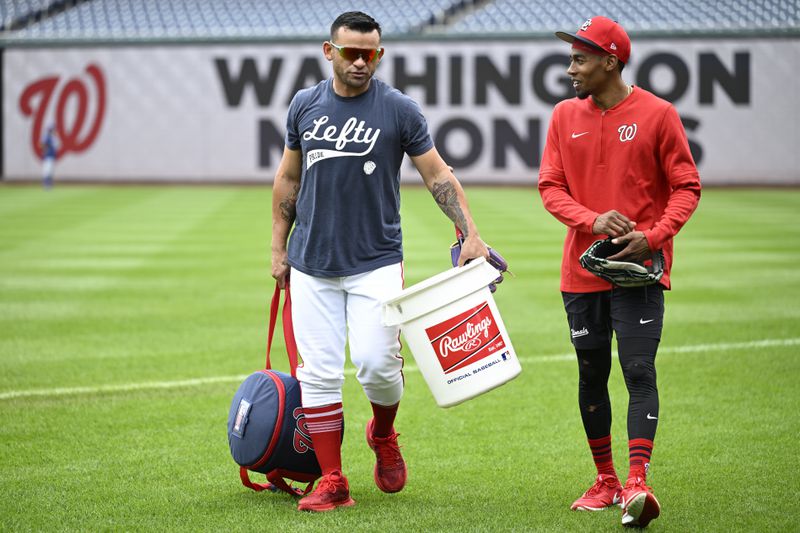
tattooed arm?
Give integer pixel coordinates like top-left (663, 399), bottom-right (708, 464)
top-left (411, 147), bottom-right (489, 266)
top-left (271, 147), bottom-right (302, 287)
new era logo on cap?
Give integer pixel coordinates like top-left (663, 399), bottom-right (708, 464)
top-left (555, 16), bottom-right (631, 64)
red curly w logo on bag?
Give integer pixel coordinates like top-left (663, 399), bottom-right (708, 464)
top-left (425, 302), bottom-right (507, 374)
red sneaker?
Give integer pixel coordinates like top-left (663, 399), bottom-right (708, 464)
top-left (297, 470), bottom-right (355, 512)
top-left (620, 476), bottom-right (661, 527)
top-left (571, 474), bottom-right (623, 511)
top-left (365, 418), bottom-right (407, 493)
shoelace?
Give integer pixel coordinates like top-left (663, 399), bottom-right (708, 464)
top-left (373, 434), bottom-right (403, 468)
top-left (624, 477), bottom-right (651, 492)
top-left (315, 474), bottom-right (344, 494)
top-left (585, 477), bottom-right (614, 496)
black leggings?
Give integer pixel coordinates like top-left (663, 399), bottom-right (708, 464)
top-left (577, 337), bottom-right (660, 441)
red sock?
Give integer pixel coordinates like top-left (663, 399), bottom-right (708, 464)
top-left (303, 402), bottom-right (344, 475)
top-left (628, 438), bottom-right (654, 481)
top-left (370, 402), bottom-right (399, 438)
top-left (588, 435), bottom-right (617, 477)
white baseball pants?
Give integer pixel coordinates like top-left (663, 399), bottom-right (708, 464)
top-left (291, 263), bottom-right (404, 408)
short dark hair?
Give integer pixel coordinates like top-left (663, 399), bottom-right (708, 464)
top-left (330, 11), bottom-right (382, 39)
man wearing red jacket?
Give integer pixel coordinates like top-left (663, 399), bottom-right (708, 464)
top-left (538, 16), bottom-right (701, 528)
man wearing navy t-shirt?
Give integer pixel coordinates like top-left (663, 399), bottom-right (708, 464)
top-left (270, 11), bottom-right (489, 512)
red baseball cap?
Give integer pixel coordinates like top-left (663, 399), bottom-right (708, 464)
top-left (556, 16), bottom-right (631, 65)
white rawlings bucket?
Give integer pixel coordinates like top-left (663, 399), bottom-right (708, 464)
top-left (382, 257), bottom-right (521, 408)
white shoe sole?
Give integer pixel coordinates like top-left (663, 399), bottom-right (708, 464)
top-left (573, 504), bottom-right (617, 512)
top-left (572, 495), bottom-right (620, 512)
top-left (622, 492), bottom-right (660, 527)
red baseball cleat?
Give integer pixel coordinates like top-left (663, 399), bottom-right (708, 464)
top-left (297, 470), bottom-right (355, 512)
top-left (571, 474), bottom-right (623, 511)
top-left (620, 476), bottom-right (661, 527)
top-left (366, 418), bottom-right (407, 493)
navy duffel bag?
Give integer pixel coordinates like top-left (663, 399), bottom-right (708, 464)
top-left (227, 282), bottom-right (322, 496)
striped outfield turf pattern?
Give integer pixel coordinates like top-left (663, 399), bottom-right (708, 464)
top-left (2, 337), bottom-right (799, 401)
top-left (0, 185), bottom-right (799, 531)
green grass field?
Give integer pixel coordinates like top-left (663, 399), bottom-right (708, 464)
top-left (1, 185), bottom-right (798, 532)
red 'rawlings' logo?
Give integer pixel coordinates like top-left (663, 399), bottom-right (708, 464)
top-left (425, 302), bottom-right (507, 374)
top-left (19, 63), bottom-right (106, 159)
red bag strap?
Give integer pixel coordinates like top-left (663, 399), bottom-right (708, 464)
top-left (266, 284), bottom-right (280, 369)
top-left (239, 467), bottom-right (273, 492)
top-left (265, 281), bottom-right (299, 377)
top-left (267, 471), bottom-right (313, 496)
top-left (282, 283), bottom-right (298, 373)
top-left (238, 468), bottom-right (312, 496)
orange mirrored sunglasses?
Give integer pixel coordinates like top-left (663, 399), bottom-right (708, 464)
top-left (328, 42), bottom-right (384, 63)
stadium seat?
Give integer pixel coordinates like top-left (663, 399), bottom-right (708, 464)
top-left (445, 0), bottom-right (799, 35)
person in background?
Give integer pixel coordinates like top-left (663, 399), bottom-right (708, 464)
top-left (40, 125), bottom-right (58, 189)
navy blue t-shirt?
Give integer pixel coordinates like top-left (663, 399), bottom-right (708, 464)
top-left (285, 77), bottom-right (434, 277)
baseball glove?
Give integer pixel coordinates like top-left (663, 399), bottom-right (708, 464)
top-left (579, 238), bottom-right (665, 287)
top-left (450, 238), bottom-right (509, 293)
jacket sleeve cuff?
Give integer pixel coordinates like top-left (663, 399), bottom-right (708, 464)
top-left (643, 228), bottom-right (667, 251)
top-left (581, 211), bottom-right (598, 235)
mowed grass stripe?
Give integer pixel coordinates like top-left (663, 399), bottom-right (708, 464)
top-left (2, 337), bottom-right (797, 401)
top-left (0, 187), bottom-right (268, 389)
top-left (0, 188), bottom-right (241, 307)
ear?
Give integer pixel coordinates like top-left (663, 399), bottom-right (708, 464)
top-left (605, 54), bottom-right (620, 72)
top-left (323, 41), bottom-right (334, 61)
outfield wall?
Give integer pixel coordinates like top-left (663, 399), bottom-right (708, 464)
top-left (3, 38), bottom-right (799, 184)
